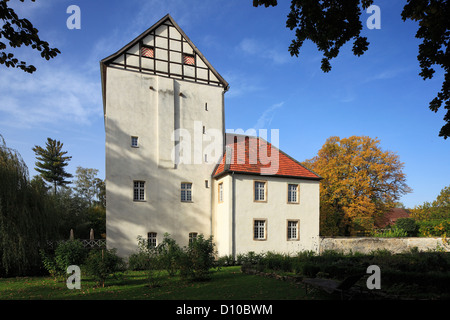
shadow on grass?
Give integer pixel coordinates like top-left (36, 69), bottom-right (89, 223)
top-left (0, 267), bottom-right (331, 300)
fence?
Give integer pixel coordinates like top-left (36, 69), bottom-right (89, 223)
top-left (46, 239), bottom-right (106, 250)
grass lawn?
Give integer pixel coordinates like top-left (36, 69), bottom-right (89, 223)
top-left (0, 266), bottom-right (331, 300)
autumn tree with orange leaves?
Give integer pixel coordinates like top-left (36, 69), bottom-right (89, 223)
top-left (303, 136), bottom-right (411, 236)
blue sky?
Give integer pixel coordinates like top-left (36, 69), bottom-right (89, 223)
top-left (0, 0), bottom-right (448, 208)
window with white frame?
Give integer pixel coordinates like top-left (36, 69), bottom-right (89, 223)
top-left (254, 220), bottom-right (266, 240)
top-left (131, 136), bottom-right (138, 148)
top-left (287, 184), bottom-right (299, 203)
top-left (148, 232), bottom-right (157, 247)
top-left (287, 220), bottom-right (299, 240)
top-left (218, 182), bottom-right (223, 203)
top-left (254, 181), bottom-right (267, 202)
top-left (189, 232), bottom-right (198, 244)
top-left (133, 181), bottom-right (145, 201)
top-left (181, 182), bottom-right (192, 202)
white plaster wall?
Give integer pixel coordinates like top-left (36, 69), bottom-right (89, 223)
top-left (212, 175), bottom-right (232, 257)
top-left (232, 174), bottom-right (320, 256)
top-left (105, 67), bottom-right (225, 257)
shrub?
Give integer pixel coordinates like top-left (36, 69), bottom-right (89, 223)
top-left (158, 234), bottom-right (182, 276)
top-left (372, 225), bottom-right (408, 237)
top-left (41, 240), bottom-right (87, 278)
top-left (55, 240), bottom-right (87, 271)
top-left (179, 235), bottom-right (216, 281)
top-left (84, 248), bottom-right (125, 287)
top-left (135, 235), bottom-right (164, 287)
top-left (395, 218), bottom-right (419, 236)
top-left (417, 219), bottom-right (450, 237)
top-left (217, 254), bottom-right (235, 267)
top-left (127, 251), bottom-right (149, 271)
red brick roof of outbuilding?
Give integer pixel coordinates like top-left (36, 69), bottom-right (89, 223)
top-left (212, 134), bottom-right (321, 180)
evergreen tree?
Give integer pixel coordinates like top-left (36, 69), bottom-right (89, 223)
top-left (32, 138), bottom-right (73, 195)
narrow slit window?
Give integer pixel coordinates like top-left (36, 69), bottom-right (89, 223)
top-left (218, 182), bottom-right (223, 203)
top-left (131, 136), bottom-right (138, 147)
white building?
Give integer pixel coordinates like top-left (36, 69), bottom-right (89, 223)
top-left (100, 15), bottom-right (321, 258)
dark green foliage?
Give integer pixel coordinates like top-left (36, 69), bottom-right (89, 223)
top-left (40, 240), bottom-right (87, 278)
top-left (0, 0), bottom-right (60, 73)
top-left (253, 0), bottom-right (450, 138)
top-left (84, 249), bottom-right (125, 287)
top-left (242, 249), bottom-right (450, 297)
top-left (179, 234), bottom-right (216, 281)
top-left (0, 135), bottom-right (58, 276)
top-left (131, 234), bottom-right (217, 282)
top-left (158, 234), bottom-right (182, 276)
top-left (395, 218), bottom-right (419, 236)
top-left (54, 240), bottom-right (87, 272)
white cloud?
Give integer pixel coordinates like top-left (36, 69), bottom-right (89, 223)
top-left (223, 71), bottom-right (264, 98)
top-left (238, 38), bottom-right (290, 65)
top-left (253, 102), bottom-right (284, 129)
top-left (0, 63), bottom-right (101, 129)
top-left (363, 67), bottom-right (410, 83)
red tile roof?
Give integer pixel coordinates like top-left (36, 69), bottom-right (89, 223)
top-left (212, 134), bottom-right (321, 180)
top-left (375, 208), bottom-right (410, 228)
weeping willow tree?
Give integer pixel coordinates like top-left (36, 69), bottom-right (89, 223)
top-left (0, 135), bottom-right (58, 276)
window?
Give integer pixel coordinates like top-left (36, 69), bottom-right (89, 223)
top-left (254, 220), bottom-right (266, 240)
top-left (218, 182), bottom-right (223, 203)
top-left (287, 220), bottom-right (299, 240)
top-left (254, 181), bottom-right (267, 202)
top-left (205, 180), bottom-right (209, 188)
top-left (181, 182), bottom-right (192, 202)
top-left (205, 102), bottom-right (208, 111)
top-left (189, 232), bottom-right (198, 244)
top-left (148, 232), bottom-right (157, 247)
top-left (133, 181), bottom-right (145, 201)
top-left (287, 184), bottom-right (299, 203)
top-left (183, 54), bottom-right (195, 65)
top-left (131, 136), bottom-right (138, 148)
top-left (141, 46), bottom-right (154, 58)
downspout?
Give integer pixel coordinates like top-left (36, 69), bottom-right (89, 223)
top-left (231, 172), bottom-right (236, 260)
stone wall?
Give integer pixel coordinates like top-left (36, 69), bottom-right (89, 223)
top-left (319, 237), bottom-right (450, 254)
